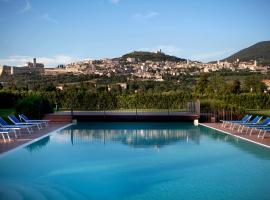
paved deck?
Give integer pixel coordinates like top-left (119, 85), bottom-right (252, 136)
top-left (200, 123), bottom-right (270, 148)
top-left (0, 123), bottom-right (71, 154)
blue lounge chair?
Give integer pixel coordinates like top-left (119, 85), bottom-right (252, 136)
top-left (236, 115), bottom-right (262, 132)
top-left (8, 115), bottom-right (41, 131)
top-left (0, 128), bottom-right (13, 143)
top-left (0, 117), bottom-right (32, 135)
top-left (230, 115), bottom-right (254, 130)
top-left (221, 114), bottom-right (252, 128)
top-left (254, 127), bottom-right (270, 139)
top-left (19, 114), bottom-right (49, 127)
top-left (242, 117), bottom-right (270, 135)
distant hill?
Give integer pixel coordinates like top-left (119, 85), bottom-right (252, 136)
top-left (223, 41), bottom-right (270, 65)
top-left (121, 51), bottom-right (186, 62)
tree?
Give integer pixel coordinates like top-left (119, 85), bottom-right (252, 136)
top-left (203, 74), bottom-right (233, 96)
top-left (242, 75), bottom-right (266, 93)
top-left (227, 80), bottom-right (241, 94)
top-left (194, 74), bottom-right (209, 96)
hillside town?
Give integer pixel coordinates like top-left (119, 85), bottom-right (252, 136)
top-left (0, 51), bottom-right (269, 81)
top-left (63, 56), bottom-right (268, 80)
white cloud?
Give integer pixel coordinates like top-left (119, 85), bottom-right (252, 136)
top-left (190, 49), bottom-right (235, 62)
top-left (41, 13), bottom-right (58, 24)
top-left (0, 55), bottom-right (81, 67)
top-left (109, 0), bottom-right (120, 4)
top-left (146, 11), bottom-right (159, 18)
top-left (132, 11), bottom-right (159, 20)
top-left (21, 0), bottom-right (31, 13)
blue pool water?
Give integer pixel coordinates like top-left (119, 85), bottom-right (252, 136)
top-left (0, 122), bottom-right (270, 200)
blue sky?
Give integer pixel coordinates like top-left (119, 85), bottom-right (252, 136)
top-left (0, 0), bottom-right (269, 67)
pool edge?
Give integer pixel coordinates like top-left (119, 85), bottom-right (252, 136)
top-left (199, 123), bottom-right (270, 149)
top-left (0, 123), bottom-right (74, 158)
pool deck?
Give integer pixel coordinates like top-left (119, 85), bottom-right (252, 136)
top-left (0, 123), bottom-right (71, 154)
top-left (200, 123), bottom-right (270, 149)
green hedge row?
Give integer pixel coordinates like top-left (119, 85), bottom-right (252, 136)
top-left (60, 92), bottom-right (192, 110)
top-left (15, 95), bottom-right (53, 119)
top-left (1, 90), bottom-right (270, 117)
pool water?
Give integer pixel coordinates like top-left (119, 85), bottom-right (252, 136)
top-left (0, 122), bottom-right (270, 200)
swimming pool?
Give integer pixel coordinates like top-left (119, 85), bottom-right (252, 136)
top-left (0, 122), bottom-right (270, 200)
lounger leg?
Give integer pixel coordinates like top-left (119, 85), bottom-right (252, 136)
top-left (239, 125), bottom-right (244, 133)
top-left (249, 128), bottom-right (253, 135)
top-left (26, 127), bottom-right (31, 134)
top-left (1, 133), bottom-right (6, 143)
top-left (6, 133), bottom-right (10, 142)
top-left (241, 126), bottom-right (245, 133)
top-left (244, 127), bottom-right (249, 134)
top-left (258, 130), bottom-right (262, 138)
top-left (240, 125), bottom-right (243, 133)
top-left (242, 126), bottom-right (245, 133)
top-left (13, 129), bottom-right (17, 138)
top-left (237, 125), bottom-right (241, 132)
top-left (250, 128), bottom-right (254, 136)
top-left (260, 130), bottom-right (267, 139)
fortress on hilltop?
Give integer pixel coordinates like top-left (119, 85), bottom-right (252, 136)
top-left (0, 58), bottom-right (44, 76)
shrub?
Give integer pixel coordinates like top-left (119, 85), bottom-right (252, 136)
top-left (0, 91), bottom-right (21, 108)
top-left (200, 99), bottom-right (245, 113)
top-left (15, 95), bottom-right (53, 119)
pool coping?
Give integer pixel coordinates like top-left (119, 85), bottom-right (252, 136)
top-left (0, 123), bottom-right (74, 158)
top-left (199, 123), bottom-right (270, 149)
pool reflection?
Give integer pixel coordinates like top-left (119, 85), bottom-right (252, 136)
top-left (24, 123), bottom-right (270, 160)
top-left (55, 126), bottom-right (200, 148)
top-left (25, 136), bottom-right (50, 153)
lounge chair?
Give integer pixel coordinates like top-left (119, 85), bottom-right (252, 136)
top-left (241, 117), bottom-right (270, 135)
top-left (230, 115), bottom-right (254, 130)
top-left (236, 115), bottom-right (262, 132)
top-left (0, 128), bottom-right (13, 143)
top-left (254, 127), bottom-right (270, 139)
top-left (221, 114), bottom-right (252, 128)
top-left (19, 114), bottom-right (49, 127)
top-left (8, 115), bottom-right (42, 130)
top-left (0, 117), bottom-right (32, 135)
